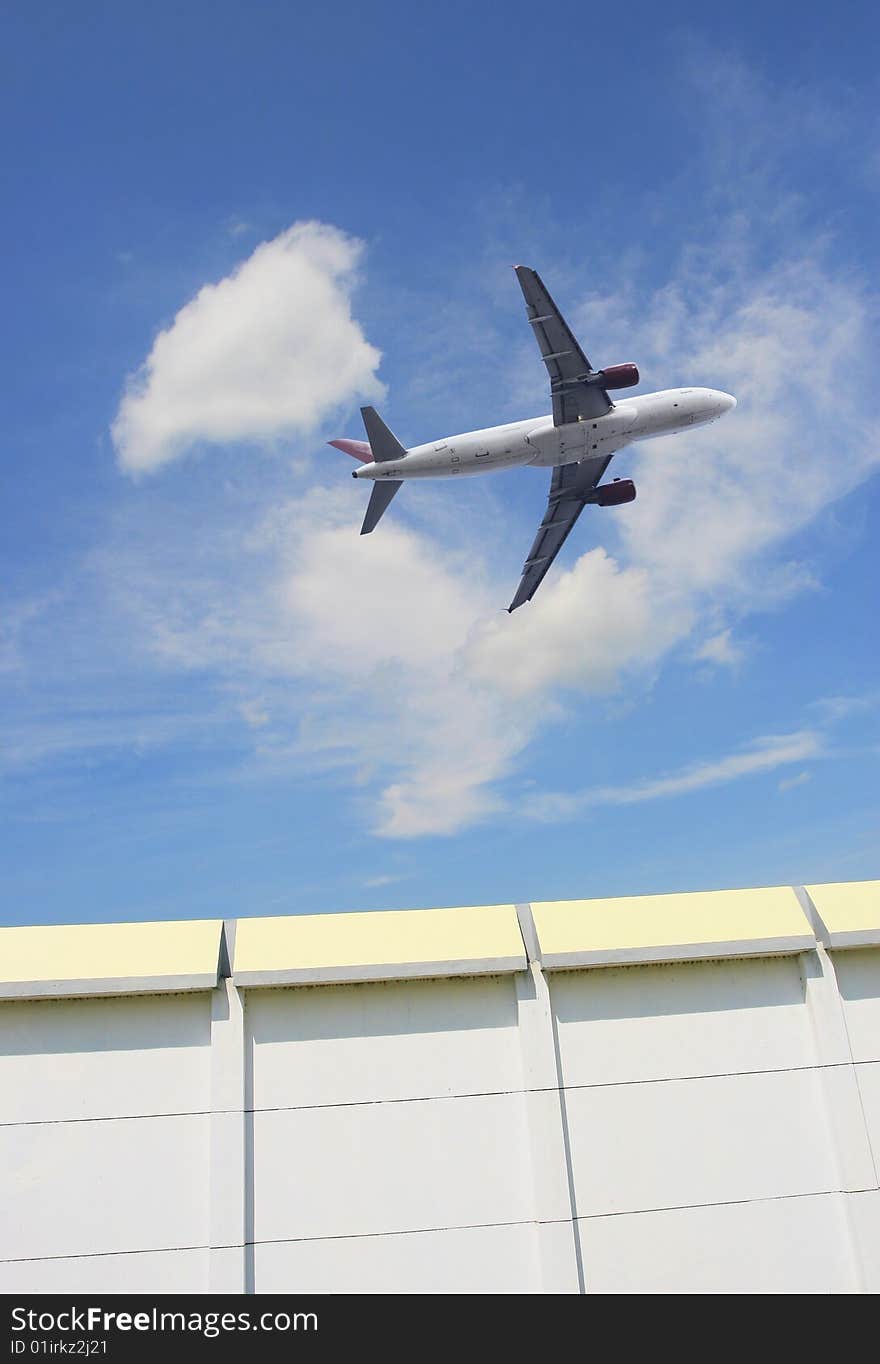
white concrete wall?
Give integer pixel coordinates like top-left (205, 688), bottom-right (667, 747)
top-left (1, 883), bottom-right (879, 1293)
top-left (0, 992), bottom-right (213, 1291)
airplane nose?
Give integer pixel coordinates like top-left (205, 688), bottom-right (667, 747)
top-left (719, 391), bottom-right (737, 413)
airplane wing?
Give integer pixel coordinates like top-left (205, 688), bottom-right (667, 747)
top-left (515, 265), bottom-right (612, 426)
top-left (508, 457), bottom-right (610, 611)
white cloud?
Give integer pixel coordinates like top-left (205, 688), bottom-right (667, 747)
top-left (112, 221), bottom-right (383, 474)
top-left (527, 731), bottom-right (822, 821)
top-left (0, 701), bottom-right (225, 772)
top-left (239, 699), bottom-right (270, 729)
top-left (778, 771), bottom-right (812, 792)
top-left (617, 263), bottom-right (879, 602)
top-left (810, 692), bottom-right (880, 724)
top-left (465, 549), bottom-right (692, 699)
top-left (694, 629), bottom-right (745, 668)
top-left (0, 594), bottom-right (57, 675)
top-left (126, 486), bottom-right (527, 837)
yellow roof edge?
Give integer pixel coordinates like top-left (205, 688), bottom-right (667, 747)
top-left (531, 886), bottom-right (813, 957)
top-left (232, 902), bottom-right (525, 975)
top-left (0, 919), bottom-right (223, 988)
top-left (0, 916), bottom-right (223, 934)
top-left (804, 880), bottom-right (880, 945)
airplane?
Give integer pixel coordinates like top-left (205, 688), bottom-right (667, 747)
top-left (330, 266), bottom-right (736, 611)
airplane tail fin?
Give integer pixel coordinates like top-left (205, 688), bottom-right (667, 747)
top-left (361, 479), bottom-right (402, 535)
top-left (331, 410), bottom-right (406, 464)
top-left (360, 406), bottom-right (407, 463)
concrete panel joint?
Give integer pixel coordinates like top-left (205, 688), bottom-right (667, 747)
top-left (209, 977), bottom-right (248, 1293)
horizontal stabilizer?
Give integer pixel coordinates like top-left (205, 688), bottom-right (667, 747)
top-left (361, 479), bottom-right (402, 534)
top-left (360, 406), bottom-right (407, 463)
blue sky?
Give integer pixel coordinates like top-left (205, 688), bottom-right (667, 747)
top-left (2, 1), bottom-right (879, 926)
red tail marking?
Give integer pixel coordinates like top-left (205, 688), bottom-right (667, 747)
top-left (328, 438), bottom-right (373, 462)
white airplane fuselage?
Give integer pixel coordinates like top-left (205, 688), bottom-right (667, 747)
top-left (353, 387), bottom-right (736, 483)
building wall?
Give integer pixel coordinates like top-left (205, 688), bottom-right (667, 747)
top-left (1, 882), bottom-right (879, 1293)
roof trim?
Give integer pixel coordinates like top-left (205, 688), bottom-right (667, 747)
top-left (530, 886), bottom-right (815, 970)
top-left (0, 920), bottom-right (223, 1001)
top-left (232, 903), bottom-right (527, 987)
top-left (804, 880), bottom-right (880, 950)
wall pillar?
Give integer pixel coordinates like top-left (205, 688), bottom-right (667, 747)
top-left (796, 887), bottom-right (877, 1291)
top-left (208, 922), bottom-right (248, 1292)
top-left (514, 904), bottom-right (583, 1293)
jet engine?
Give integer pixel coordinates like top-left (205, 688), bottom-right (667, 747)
top-left (598, 363), bottom-right (639, 389)
top-left (590, 478), bottom-right (636, 507)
